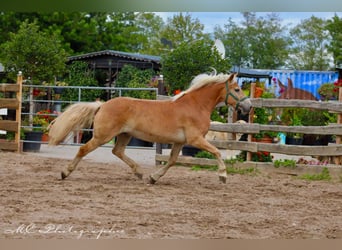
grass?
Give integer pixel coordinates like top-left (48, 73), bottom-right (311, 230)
top-left (226, 166), bottom-right (258, 175)
top-left (273, 159), bottom-right (297, 169)
top-left (191, 153), bottom-right (257, 175)
top-left (191, 165), bottom-right (218, 171)
top-left (191, 151), bottom-right (218, 171)
top-left (299, 167), bottom-right (331, 181)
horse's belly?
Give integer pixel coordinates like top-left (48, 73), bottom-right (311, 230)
top-left (129, 128), bottom-right (186, 144)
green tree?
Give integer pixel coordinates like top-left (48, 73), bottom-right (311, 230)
top-left (214, 12), bottom-right (290, 69)
top-left (325, 14), bottom-right (342, 68)
top-left (161, 38), bottom-right (231, 94)
top-left (159, 12), bottom-right (208, 51)
top-left (288, 16), bottom-right (330, 70)
top-left (0, 20), bottom-right (67, 83)
top-left (0, 12), bottom-right (149, 55)
top-left (134, 12), bottom-right (165, 55)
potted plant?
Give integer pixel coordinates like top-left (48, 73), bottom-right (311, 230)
top-left (237, 150), bottom-right (273, 162)
top-left (318, 82), bottom-right (338, 101)
top-left (254, 82), bottom-right (265, 98)
top-left (35, 109), bottom-right (55, 141)
top-left (22, 111), bottom-right (51, 152)
top-left (281, 108), bottom-right (303, 145)
top-left (318, 79), bottom-right (342, 101)
top-left (252, 92), bottom-right (277, 143)
top-left (301, 108), bottom-right (336, 145)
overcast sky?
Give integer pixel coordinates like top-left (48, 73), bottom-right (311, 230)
top-left (156, 12), bottom-right (341, 33)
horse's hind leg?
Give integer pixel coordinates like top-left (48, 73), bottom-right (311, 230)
top-left (61, 137), bottom-right (102, 179)
top-left (112, 133), bottom-right (144, 180)
top-left (149, 143), bottom-right (183, 184)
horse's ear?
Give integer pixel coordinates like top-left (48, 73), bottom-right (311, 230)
top-left (227, 73), bottom-right (235, 82)
top-left (277, 79), bottom-right (286, 89)
top-left (228, 73), bottom-right (238, 82)
top-left (287, 78), bottom-right (293, 89)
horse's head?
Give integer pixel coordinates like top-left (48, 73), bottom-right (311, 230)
top-left (224, 73), bottom-right (252, 115)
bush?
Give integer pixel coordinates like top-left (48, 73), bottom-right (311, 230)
top-left (161, 38), bottom-right (231, 94)
top-left (115, 64), bottom-right (156, 99)
top-left (61, 61), bottom-right (103, 104)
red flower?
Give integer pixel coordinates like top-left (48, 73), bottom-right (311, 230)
top-left (173, 89), bottom-right (182, 95)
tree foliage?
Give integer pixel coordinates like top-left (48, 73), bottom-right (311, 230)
top-left (115, 64), bottom-right (157, 99)
top-left (288, 16), bottom-right (331, 70)
top-left (0, 11), bottom-right (340, 77)
top-left (161, 38), bottom-right (231, 94)
top-left (61, 61), bottom-right (103, 103)
top-left (0, 12), bottom-right (162, 55)
top-left (325, 14), bottom-right (342, 68)
top-left (214, 12), bottom-right (290, 69)
top-left (159, 13), bottom-right (208, 52)
top-left (0, 20), bottom-right (67, 83)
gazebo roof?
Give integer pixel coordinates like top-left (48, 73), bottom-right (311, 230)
top-left (68, 50), bottom-right (161, 71)
top-left (230, 65), bottom-right (272, 79)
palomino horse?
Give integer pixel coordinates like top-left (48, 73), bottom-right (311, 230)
top-left (48, 71), bottom-right (252, 184)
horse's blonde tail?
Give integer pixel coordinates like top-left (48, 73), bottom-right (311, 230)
top-left (48, 101), bottom-right (102, 146)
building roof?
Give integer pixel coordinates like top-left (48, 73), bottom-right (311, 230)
top-left (68, 50), bottom-right (161, 71)
top-left (230, 65), bottom-right (272, 79)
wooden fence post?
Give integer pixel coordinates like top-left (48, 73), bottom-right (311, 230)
top-left (334, 86), bottom-right (342, 164)
top-left (15, 72), bottom-right (23, 152)
top-left (247, 83), bottom-right (256, 161)
top-left (0, 71), bottom-right (23, 152)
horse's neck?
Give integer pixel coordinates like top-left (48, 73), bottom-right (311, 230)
top-left (181, 84), bottom-right (224, 112)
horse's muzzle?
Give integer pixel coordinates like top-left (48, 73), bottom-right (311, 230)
top-left (237, 98), bottom-right (252, 115)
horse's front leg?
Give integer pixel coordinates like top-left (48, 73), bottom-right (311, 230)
top-left (189, 138), bottom-right (227, 183)
top-left (112, 133), bottom-right (144, 180)
top-left (149, 143), bottom-right (183, 184)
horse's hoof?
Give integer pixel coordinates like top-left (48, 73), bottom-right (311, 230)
top-left (135, 172), bottom-right (143, 180)
top-left (149, 176), bottom-right (157, 185)
top-left (219, 175), bottom-right (227, 184)
top-left (61, 171), bottom-right (68, 180)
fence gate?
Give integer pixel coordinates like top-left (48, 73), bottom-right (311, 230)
top-left (0, 73), bottom-right (23, 152)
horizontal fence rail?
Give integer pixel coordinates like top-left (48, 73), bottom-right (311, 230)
top-left (156, 94), bottom-right (342, 166)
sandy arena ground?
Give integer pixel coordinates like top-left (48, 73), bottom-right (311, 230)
top-left (1, 148), bottom-right (342, 239)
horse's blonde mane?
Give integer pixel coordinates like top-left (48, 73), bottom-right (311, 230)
top-left (172, 71), bottom-right (232, 101)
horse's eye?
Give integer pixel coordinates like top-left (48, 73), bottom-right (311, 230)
top-left (235, 88), bottom-right (240, 92)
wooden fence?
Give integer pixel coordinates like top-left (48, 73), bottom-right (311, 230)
top-left (155, 91), bottom-right (342, 166)
top-left (0, 73), bottom-right (23, 152)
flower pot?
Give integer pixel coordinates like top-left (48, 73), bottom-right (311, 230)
top-left (53, 87), bottom-right (64, 94)
top-left (41, 133), bottom-right (49, 142)
top-left (23, 131), bottom-right (43, 152)
top-left (285, 137), bottom-right (303, 145)
top-left (252, 136), bottom-right (273, 143)
top-left (254, 87), bottom-right (264, 98)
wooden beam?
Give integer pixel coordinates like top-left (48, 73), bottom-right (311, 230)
top-left (209, 123), bottom-right (342, 136)
top-left (0, 120), bottom-right (19, 132)
top-left (251, 98), bottom-right (342, 113)
top-left (0, 84), bottom-right (20, 92)
top-left (0, 98), bottom-right (19, 109)
top-left (0, 141), bottom-right (19, 151)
